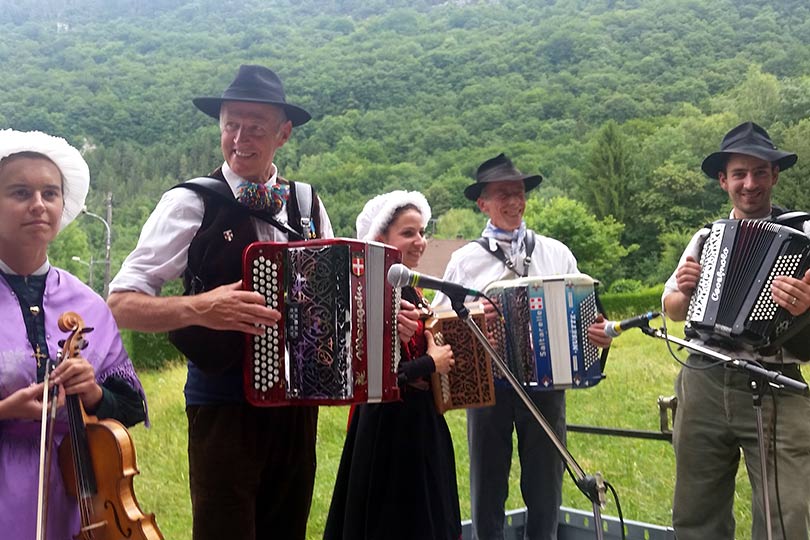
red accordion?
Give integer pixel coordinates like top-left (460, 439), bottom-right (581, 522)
top-left (242, 238), bottom-right (402, 406)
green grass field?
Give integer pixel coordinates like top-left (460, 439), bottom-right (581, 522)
top-left (128, 322), bottom-right (774, 539)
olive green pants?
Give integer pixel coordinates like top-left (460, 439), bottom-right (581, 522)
top-left (672, 355), bottom-right (810, 540)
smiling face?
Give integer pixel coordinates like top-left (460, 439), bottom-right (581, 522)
top-left (0, 155), bottom-right (64, 269)
top-left (377, 207), bottom-right (427, 269)
top-left (718, 153), bottom-right (778, 219)
top-left (219, 101), bottom-right (292, 182)
top-left (477, 180), bottom-right (526, 231)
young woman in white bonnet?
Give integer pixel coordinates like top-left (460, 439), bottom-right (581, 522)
top-left (0, 130), bottom-right (147, 539)
top-left (324, 191), bottom-right (462, 540)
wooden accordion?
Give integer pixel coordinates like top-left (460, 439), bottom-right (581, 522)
top-left (483, 274), bottom-right (605, 390)
top-left (426, 308), bottom-right (495, 414)
top-left (242, 238), bottom-right (402, 406)
top-left (686, 219), bottom-right (810, 354)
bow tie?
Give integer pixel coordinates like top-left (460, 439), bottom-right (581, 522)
top-left (236, 181), bottom-right (289, 214)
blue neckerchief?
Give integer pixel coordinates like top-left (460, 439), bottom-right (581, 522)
top-left (481, 220), bottom-right (527, 258)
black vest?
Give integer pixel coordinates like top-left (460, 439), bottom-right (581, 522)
top-left (168, 168), bottom-right (322, 376)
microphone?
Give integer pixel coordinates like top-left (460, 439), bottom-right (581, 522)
top-left (604, 311), bottom-right (660, 338)
top-left (387, 263), bottom-right (483, 298)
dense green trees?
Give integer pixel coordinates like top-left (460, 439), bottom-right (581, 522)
top-left (2, 0), bottom-right (809, 288)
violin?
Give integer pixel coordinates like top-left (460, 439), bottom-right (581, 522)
top-left (55, 312), bottom-right (164, 540)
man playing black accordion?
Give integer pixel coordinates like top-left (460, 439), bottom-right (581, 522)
top-left (662, 121), bottom-right (810, 540)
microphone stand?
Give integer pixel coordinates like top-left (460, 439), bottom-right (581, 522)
top-left (640, 324), bottom-right (807, 540)
top-left (446, 293), bottom-right (607, 540)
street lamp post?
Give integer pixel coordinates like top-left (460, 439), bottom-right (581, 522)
top-left (71, 256), bottom-right (94, 289)
top-left (81, 192), bottom-right (112, 298)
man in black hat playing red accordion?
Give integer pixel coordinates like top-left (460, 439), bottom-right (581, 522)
top-left (434, 154), bottom-right (612, 540)
top-left (662, 121), bottom-right (810, 539)
top-left (108, 65), bottom-right (333, 540)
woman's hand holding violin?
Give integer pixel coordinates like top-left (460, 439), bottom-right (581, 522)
top-left (51, 356), bottom-right (103, 413)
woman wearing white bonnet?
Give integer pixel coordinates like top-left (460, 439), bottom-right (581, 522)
top-left (0, 130), bottom-right (150, 538)
top-left (325, 190), bottom-right (462, 540)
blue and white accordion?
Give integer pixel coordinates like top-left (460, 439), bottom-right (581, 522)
top-left (484, 274), bottom-right (605, 390)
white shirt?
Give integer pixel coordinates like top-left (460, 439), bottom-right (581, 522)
top-left (109, 162), bottom-right (334, 296)
top-left (432, 228), bottom-right (578, 309)
top-left (662, 211), bottom-right (810, 363)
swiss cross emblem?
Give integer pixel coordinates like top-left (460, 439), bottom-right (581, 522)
top-left (352, 254), bottom-right (365, 277)
top-left (529, 297), bottom-right (543, 311)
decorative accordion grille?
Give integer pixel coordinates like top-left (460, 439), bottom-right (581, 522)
top-left (487, 295), bottom-right (508, 381)
top-left (430, 312), bottom-right (494, 413)
top-left (286, 246), bottom-right (351, 399)
top-left (688, 224), bottom-right (724, 322)
top-left (504, 285), bottom-right (536, 385)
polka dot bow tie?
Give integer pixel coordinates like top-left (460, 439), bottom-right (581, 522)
top-left (236, 181), bottom-right (289, 214)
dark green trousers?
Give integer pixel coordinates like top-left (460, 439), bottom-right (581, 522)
top-left (672, 355), bottom-right (810, 540)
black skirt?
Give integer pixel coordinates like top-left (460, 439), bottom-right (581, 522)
top-left (323, 387), bottom-right (461, 540)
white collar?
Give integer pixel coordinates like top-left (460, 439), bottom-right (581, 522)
top-left (221, 161), bottom-right (279, 196)
top-left (729, 209), bottom-right (772, 220)
top-left (0, 258), bottom-right (50, 276)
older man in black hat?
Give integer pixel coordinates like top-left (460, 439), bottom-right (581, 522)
top-left (433, 153), bottom-right (612, 540)
top-left (108, 65), bottom-right (333, 540)
top-left (662, 121), bottom-right (810, 539)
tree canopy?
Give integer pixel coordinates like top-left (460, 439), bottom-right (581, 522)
top-left (2, 0), bottom-right (809, 286)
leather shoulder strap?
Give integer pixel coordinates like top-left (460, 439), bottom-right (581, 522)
top-left (172, 177), bottom-right (304, 240)
top-left (472, 233), bottom-right (535, 277)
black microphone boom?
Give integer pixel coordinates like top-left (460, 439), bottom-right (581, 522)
top-left (386, 264), bottom-right (482, 299)
top-left (604, 311), bottom-right (661, 338)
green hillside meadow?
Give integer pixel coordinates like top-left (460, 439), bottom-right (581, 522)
top-left (128, 322), bottom-right (804, 540)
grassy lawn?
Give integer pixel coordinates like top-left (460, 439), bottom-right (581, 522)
top-left (129, 322), bottom-right (777, 539)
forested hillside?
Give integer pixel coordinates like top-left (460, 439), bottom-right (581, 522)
top-left (2, 0), bottom-right (810, 289)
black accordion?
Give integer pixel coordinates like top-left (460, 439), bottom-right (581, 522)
top-left (686, 219), bottom-right (810, 356)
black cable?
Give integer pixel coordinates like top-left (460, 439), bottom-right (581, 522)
top-left (659, 316), bottom-right (726, 370)
top-left (604, 480), bottom-right (626, 540)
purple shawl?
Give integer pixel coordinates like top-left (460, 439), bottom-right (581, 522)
top-left (0, 267), bottom-right (147, 540)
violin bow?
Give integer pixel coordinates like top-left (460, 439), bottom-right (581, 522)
top-left (36, 354), bottom-right (60, 540)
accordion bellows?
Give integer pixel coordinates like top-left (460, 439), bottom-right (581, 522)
top-left (687, 219), bottom-right (810, 356)
top-left (242, 239), bottom-right (402, 406)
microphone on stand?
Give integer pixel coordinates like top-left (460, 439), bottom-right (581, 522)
top-left (386, 263), bottom-right (483, 298)
top-left (604, 311), bottom-right (660, 338)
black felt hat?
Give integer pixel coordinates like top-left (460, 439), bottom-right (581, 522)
top-left (701, 121), bottom-right (797, 179)
top-left (193, 65), bottom-right (311, 126)
top-left (464, 153), bottom-right (543, 201)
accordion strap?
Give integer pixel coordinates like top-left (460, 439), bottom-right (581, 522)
top-left (773, 210), bottom-right (810, 230)
top-left (174, 176), bottom-right (305, 241)
top-left (473, 230), bottom-right (536, 278)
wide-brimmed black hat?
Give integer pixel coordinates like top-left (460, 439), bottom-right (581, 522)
top-left (701, 121), bottom-right (797, 179)
top-left (464, 153), bottom-right (543, 201)
top-left (193, 64), bottom-right (311, 126)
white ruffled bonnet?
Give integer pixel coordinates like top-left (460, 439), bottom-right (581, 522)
top-left (356, 190), bottom-right (432, 241)
top-left (0, 129), bottom-right (90, 230)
